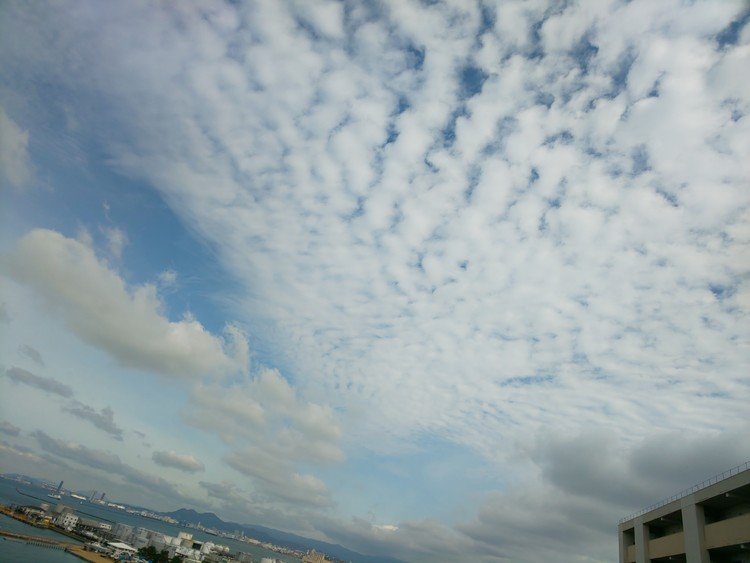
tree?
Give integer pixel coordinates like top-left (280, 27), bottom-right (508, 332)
top-left (137, 546), bottom-right (182, 563)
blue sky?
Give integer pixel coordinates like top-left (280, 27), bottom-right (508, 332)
top-left (1, 1), bottom-right (749, 561)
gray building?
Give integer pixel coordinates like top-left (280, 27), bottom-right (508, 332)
top-left (618, 462), bottom-right (750, 563)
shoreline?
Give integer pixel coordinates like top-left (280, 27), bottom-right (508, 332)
top-left (0, 528), bottom-right (111, 563)
top-left (0, 503), bottom-right (86, 543)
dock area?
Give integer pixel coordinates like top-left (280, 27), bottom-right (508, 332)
top-left (0, 529), bottom-right (113, 562)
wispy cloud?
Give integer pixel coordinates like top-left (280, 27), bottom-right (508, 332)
top-left (152, 450), bottom-right (205, 473)
top-left (0, 440), bottom-right (43, 464)
top-left (0, 104), bottom-right (31, 189)
top-left (32, 430), bottom-right (197, 506)
top-left (100, 226), bottom-right (128, 261)
top-left (63, 401), bottom-right (124, 441)
top-left (0, 420), bottom-right (20, 437)
top-left (18, 344), bottom-right (44, 366)
top-left (4, 366), bottom-right (73, 398)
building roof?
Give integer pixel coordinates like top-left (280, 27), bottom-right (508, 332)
top-left (107, 541), bottom-right (137, 552)
top-left (619, 460), bottom-right (750, 524)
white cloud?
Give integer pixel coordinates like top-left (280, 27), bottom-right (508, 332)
top-left (152, 450), bottom-right (205, 473)
top-left (101, 226), bottom-right (128, 260)
top-left (32, 0), bottom-right (744, 459)
top-left (226, 447), bottom-right (332, 508)
top-left (1, 229), bottom-right (248, 379)
top-left (157, 269), bottom-right (178, 287)
top-left (187, 367), bottom-right (342, 461)
top-left (0, 105), bottom-right (31, 189)
top-left (186, 367), bottom-right (342, 507)
top-left (1, 1), bottom-right (749, 560)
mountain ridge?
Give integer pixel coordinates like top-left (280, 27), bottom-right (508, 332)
top-left (163, 508), bottom-right (404, 563)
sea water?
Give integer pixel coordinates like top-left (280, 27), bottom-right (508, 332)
top-left (0, 513), bottom-right (81, 563)
top-left (0, 478), bottom-right (300, 562)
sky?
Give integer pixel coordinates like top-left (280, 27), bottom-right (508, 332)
top-left (0, 1), bottom-right (749, 561)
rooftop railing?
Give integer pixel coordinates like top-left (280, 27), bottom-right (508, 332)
top-left (618, 460), bottom-right (750, 524)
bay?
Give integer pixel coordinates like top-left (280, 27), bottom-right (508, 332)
top-left (0, 478), bottom-right (300, 562)
top-left (0, 513), bottom-right (81, 563)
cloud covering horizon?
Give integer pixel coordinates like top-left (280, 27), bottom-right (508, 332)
top-left (1, 1), bottom-right (749, 562)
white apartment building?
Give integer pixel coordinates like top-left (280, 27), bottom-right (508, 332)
top-left (55, 511), bottom-right (79, 530)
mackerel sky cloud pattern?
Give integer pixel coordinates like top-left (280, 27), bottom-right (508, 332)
top-left (0, 1), bottom-right (749, 562)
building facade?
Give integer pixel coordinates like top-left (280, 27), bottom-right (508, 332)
top-left (55, 511), bottom-right (79, 530)
top-left (618, 463), bottom-right (750, 563)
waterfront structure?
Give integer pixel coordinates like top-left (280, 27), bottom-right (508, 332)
top-left (54, 511), bottom-right (79, 530)
top-left (303, 549), bottom-right (329, 562)
top-left (78, 516), bottom-right (113, 535)
top-left (52, 502), bottom-right (71, 515)
top-left (109, 523), bottom-right (228, 561)
top-left (112, 522), bottom-right (133, 541)
top-left (107, 540), bottom-right (137, 558)
top-left (618, 462), bottom-right (750, 563)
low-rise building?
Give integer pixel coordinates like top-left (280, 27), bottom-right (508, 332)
top-left (77, 517), bottom-right (113, 537)
top-left (107, 541), bottom-right (137, 558)
top-left (618, 462), bottom-right (750, 563)
top-left (18, 505), bottom-right (46, 521)
top-left (112, 522), bottom-right (134, 542)
top-left (55, 511), bottom-right (79, 530)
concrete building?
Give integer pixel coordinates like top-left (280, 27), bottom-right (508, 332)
top-left (52, 502), bottom-right (72, 515)
top-left (618, 462), bottom-right (750, 563)
top-left (55, 511), bottom-right (79, 530)
top-left (107, 541), bottom-right (137, 558)
top-left (112, 522), bottom-right (134, 542)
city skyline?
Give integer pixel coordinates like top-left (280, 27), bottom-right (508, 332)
top-left (1, 1), bottom-right (749, 562)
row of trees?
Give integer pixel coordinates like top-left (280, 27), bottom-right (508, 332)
top-left (137, 545), bottom-right (183, 563)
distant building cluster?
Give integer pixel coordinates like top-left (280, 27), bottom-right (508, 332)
top-left (181, 519), bottom-right (319, 560)
top-left (10, 501), bottom-right (231, 562)
top-left (3, 473), bottom-right (342, 563)
top-left (110, 525), bottom-right (231, 562)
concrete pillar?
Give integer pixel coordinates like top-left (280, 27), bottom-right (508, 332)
top-left (682, 502), bottom-right (709, 563)
top-left (634, 520), bottom-right (650, 563)
top-left (618, 529), bottom-right (627, 563)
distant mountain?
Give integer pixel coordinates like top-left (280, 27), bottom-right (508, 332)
top-left (163, 508), bottom-right (403, 563)
top-left (2, 473), bottom-right (54, 487)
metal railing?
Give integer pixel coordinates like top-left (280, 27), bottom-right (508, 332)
top-left (618, 460), bottom-right (750, 524)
